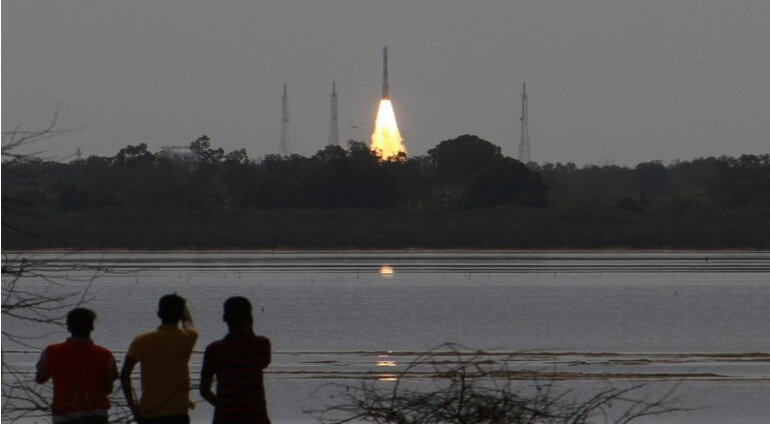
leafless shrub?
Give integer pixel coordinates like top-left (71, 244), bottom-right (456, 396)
top-left (2, 119), bottom-right (135, 423)
top-left (311, 343), bottom-right (690, 424)
top-left (1, 110), bottom-right (80, 162)
top-left (1, 254), bottom-right (118, 423)
top-left (2, 118), bottom-right (115, 423)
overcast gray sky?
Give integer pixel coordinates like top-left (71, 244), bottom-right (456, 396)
top-left (3, 0), bottom-right (769, 165)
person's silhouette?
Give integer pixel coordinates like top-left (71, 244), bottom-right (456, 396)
top-left (35, 308), bottom-right (118, 423)
top-left (200, 296), bottom-right (272, 423)
top-left (120, 294), bottom-right (197, 424)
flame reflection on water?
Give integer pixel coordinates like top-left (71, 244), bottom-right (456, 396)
top-left (377, 350), bottom-right (398, 380)
top-left (379, 265), bottom-right (394, 277)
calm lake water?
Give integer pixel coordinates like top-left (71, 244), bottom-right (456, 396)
top-left (3, 251), bottom-right (770, 423)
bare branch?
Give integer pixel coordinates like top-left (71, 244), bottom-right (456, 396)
top-left (2, 110), bottom-right (82, 161)
top-left (1, 252), bottom-right (133, 423)
top-left (308, 343), bottom-right (691, 424)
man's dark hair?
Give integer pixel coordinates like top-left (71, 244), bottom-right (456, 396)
top-left (158, 293), bottom-right (186, 324)
top-left (223, 296), bottom-right (252, 324)
top-left (67, 308), bottom-right (96, 337)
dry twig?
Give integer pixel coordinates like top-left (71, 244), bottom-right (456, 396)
top-left (310, 343), bottom-right (690, 424)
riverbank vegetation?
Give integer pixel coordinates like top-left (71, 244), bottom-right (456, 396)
top-left (3, 135), bottom-right (768, 249)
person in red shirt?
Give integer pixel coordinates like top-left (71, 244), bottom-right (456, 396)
top-left (35, 308), bottom-right (118, 423)
top-left (200, 296), bottom-right (272, 423)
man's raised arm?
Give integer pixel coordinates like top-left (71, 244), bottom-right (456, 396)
top-left (182, 305), bottom-right (194, 330)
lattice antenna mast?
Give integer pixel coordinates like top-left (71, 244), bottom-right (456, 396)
top-left (329, 81), bottom-right (340, 146)
top-left (518, 83), bottom-right (531, 163)
top-left (279, 84), bottom-right (291, 156)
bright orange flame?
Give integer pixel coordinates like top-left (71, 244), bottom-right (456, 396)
top-left (371, 99), bottom-right (406, 159)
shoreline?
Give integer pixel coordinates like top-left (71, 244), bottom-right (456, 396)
top-left (4, 247), bottom-right (770, 254)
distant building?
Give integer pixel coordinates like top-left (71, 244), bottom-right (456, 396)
top-left (157, 146), bottom-right (198, 162)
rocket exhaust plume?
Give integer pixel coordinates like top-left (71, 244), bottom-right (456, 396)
top-left (371, 46), bottom-right (406, 159)
top-left (371, 99), bottom-right (404, 159)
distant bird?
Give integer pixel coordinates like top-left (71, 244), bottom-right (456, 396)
top-left (351, 125), bottom-right (359, 129)
top-left (261, 306), bottom-right (264, 313)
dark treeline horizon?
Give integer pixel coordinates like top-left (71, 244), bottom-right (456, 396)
top-left (2, 134), bottom-right (769, 249)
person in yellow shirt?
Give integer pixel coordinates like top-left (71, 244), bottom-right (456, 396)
top-left (120, 294), bottom-right (198, 423)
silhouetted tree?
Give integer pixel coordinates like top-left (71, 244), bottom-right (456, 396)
top-left (467, 157), bottom-right (547, 208)
top-left (313, 144), bottom-right (347, 163)
top-left (634, 161), bottom-right (668, 197)
top-left (428, 135), bottom-right (502, 185)
top-left (189, 135), bottom-right (224, 166)
top-left (3, 129), bottom-right (769, 249)
top-left (113, 143), bottom-right (153, 166)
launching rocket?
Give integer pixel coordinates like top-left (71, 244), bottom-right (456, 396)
top-left (382, 46), bottom-right (389, 99)
top-left (371, 45), bottom-right (405, 158)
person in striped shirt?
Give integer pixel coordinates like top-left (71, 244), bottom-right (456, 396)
top-left (200, 296), bottom-right (272, 423)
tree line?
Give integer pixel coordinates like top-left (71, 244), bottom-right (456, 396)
top-left (2, 134), bottom-right (768, 249)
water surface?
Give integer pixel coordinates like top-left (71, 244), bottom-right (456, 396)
top-left (3, 251), bottom-right (769, 423)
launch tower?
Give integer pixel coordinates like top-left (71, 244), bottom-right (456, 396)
top-left (518, 83), bottom-right (531, 163)
top-left (329, 81), bottom-right (339, 146)
top-left (279, 84), bottom-right (291, 156)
